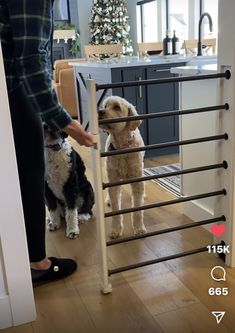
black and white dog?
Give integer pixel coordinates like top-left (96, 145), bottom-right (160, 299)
top-left (43, 125), bottom-right (95, 239)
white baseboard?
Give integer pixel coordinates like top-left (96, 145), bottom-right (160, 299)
top-left (183, 201), bottom-right (214, 232)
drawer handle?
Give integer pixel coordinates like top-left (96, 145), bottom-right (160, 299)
top-left (138, 77), bottom-right (142, 98)
top-left (154, 69), bottom-right (171, 73)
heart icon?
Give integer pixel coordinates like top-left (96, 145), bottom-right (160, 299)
top-left (211, 224), bottom-right (226, 237)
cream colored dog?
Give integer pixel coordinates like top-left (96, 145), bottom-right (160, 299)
top-left (99, 96), bottom-right (146, 239)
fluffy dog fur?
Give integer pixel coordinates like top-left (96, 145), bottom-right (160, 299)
top-left (44, 125), bottom-right (94, 239)
top-left (99, 96), bottom-right (146, 238)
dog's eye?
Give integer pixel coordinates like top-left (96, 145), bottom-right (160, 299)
top-left (113, 103), bottom-right (120, 111)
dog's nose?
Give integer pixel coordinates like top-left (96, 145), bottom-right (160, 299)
top-left (98, 109), bottom-right (105, 119)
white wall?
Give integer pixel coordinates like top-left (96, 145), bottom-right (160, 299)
top-left (0, 44), bottom-right (35, 328)
top-left (126, 0), bottom-right (138, 54)
top-left (179, 78), bottom-right (219, 223)
top-left (77, 0), bottom-right (93, 56)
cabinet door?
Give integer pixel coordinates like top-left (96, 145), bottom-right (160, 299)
top-left (146, 64), bottom-right (179, 156)
top-left (122, 68), bottom-right (147, 144)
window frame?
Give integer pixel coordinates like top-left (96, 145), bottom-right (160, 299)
top-left (136, 0), bottom-right (167, 42)
top-left (136, 0), bottom-right (217, 44)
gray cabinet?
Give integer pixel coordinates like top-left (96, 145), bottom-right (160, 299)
top-left (122, 68), bottom-right (147, 144)
top-left (146, 63), bottom-right (180, 156)
top-left (111, 67), bottom-right (147, 144)
top-left (111, 62), bottom-right (183, 157)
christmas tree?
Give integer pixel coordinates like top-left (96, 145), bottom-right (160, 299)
top-left (89, 0), bottom-right (133, 55)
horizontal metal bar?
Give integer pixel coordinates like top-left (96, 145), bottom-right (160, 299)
top-left (105, 189), bottom-right (226, 217)
top-left (96, 70), bottom-right (231, 90)
top-left (103, 161), bottom-right (227, 188)
top-left (108, 245), bottom-right (211, 275)
top-left (107, 215), bottom-right (226, 246)
top-left (101, 133), bottom-right (228, 157)
top-left (99, 104), bottom-right (229, 125)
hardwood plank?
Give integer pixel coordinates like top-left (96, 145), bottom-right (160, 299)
top-left (162, 253), bottom-right (235, 331)
top-left (46, 220), bottom-right (99, 267)
top-left (154, 303), bottom-right (230, 333)
top-left (32, 280), bottom-right (98, 333)
top-left (122, 264), bottom-right (199, 316)
top-left (71, 264), bottom-right (165, 333)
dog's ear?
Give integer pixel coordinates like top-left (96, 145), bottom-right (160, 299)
top-left (126, 104), bottom-right (142, 131)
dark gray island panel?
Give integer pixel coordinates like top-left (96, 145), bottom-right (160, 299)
top-left (111, 63), bottom-right (183, 156)
top-left (121, 68), bottom-right (147, 145)
top-left (146, 63), bottom-right (181, 157)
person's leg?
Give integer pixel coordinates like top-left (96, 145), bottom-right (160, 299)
top-left (8, 85), bottom-right (77, 283)
top-left (8, 85), bottom-right (47, 263)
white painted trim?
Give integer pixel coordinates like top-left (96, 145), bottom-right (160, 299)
top-left (0, 43), bottom-right (36, 327)
top-left (181, 201), bottom-right (213, 233)
top-left (0, 296), bottom-right (13, 329)
top-left (214, 0), bottom-right (235, 267)
top-left (158, 0), bottom-right (166, 41)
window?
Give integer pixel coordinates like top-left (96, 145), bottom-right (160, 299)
top-left (201, 0), bottom-right (218, 38)
top-left (168, 0), bottom-right (189, 40)
top-left (142, 1), bottom-right (158, 42)
top-left (54, 0), bottom-right (70, 22)
top-left (137, 0), bottom-right (159, 43)
top-left (136, 0), bottom-right (218, 48)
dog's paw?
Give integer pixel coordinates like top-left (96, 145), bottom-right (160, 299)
top-left (110, 230), bottom-right (123, 239)
top-left (133, 225), bottom-right (147, 236)
top-left (46, 218), bottom-right (60, 231)
top-left (66, 228), bottom-right (80, 239)
top-left (67, 231), bottom-right (79, 239)
top-left (78, 213), bottom-right (91, 223)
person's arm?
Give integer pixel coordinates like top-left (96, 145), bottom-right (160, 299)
top-left (6, 1), bottom-right (94, 147)
top-left (7, 0), bottom-right (71, 131)
top-left (63, 120), bottom-right (94, 147)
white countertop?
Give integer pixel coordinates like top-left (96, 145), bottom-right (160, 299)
top-left (170, 63), bottom-right (217, 75)
top-left (70, 54), bottom-right (200, 69)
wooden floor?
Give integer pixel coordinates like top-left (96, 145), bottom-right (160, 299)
top-left (3, 141), bottom-right (235, 333)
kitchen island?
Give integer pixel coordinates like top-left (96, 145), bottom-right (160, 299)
top-left (71, 55), bottom-right (191, 156)
top-left (71, 55), bottom-right (217, 156)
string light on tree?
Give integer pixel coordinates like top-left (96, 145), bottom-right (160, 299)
top-left (89, 0), bottom-right (133, 55)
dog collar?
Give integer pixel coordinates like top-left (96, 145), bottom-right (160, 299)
top-left (45, 139), bottom-right (65, 151)
top-left (108, 136), bottom-right (134, 151)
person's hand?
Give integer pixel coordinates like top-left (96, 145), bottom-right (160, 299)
top-left (63, 120), bottom-right (94, 147)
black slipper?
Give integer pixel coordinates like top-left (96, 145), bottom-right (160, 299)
top-left (31, 257), bottom-right (78, 287)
